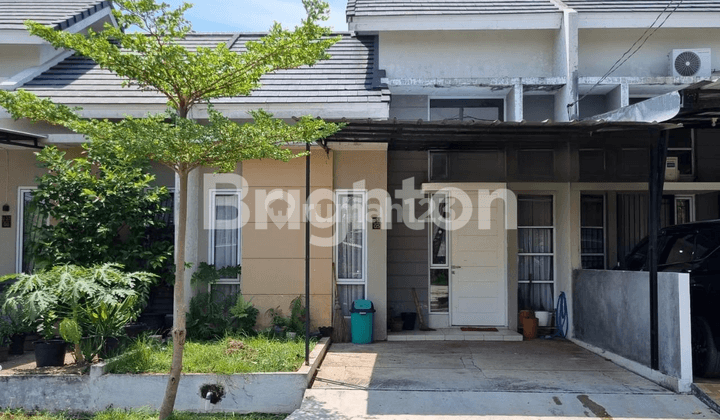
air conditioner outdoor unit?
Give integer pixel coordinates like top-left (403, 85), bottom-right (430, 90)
top-left (670, 49), bottom-right (711, 77)
top-left (665, 156), bottom-right (680, 182)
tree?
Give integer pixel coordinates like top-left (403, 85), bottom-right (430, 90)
top-left (29, 146), bottom-right (173, 278)
top-left (0, 1), bottom-right (342, 417)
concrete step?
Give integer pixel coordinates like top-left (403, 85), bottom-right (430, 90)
top-left (286, 389), bottom-right (720, 420)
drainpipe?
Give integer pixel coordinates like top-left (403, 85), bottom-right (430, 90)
top-left (305, 141), bottom-right (311, 365)
top-left (647, 129), bottom-right (668, 371)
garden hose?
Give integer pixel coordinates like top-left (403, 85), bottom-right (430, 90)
top-left (552, 291), bottom-right (569, 339)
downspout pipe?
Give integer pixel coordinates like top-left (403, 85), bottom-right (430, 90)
top-left (305, 141), bottom-right (311, 365)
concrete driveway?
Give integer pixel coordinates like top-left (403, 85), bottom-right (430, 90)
top-left (287, 339), bottom-right (720, 419)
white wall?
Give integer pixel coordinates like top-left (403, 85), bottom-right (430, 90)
top-left (0, 44), bottom-right (59, 81)
top-left (379, 30), bottom-right (557, 80)
top-left (579, 28), bottom-right (720, 77)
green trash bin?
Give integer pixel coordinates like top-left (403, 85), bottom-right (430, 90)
top-left (350, 299), bottom-right (375, 344)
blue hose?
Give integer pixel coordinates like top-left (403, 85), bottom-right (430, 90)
top-left (552, 291), bottom-right (569, 339)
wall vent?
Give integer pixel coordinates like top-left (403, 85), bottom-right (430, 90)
top-left (670, 49), bottom-right (711, 77)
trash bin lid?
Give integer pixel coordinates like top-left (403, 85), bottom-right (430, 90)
top-left (351, 299), bottom-right (375, 313)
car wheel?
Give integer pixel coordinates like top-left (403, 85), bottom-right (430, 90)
top-left (691, 316), bottom-right (720, 377)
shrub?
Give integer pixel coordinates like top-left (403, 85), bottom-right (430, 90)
top-left (0, 264), bottom-right (155, 362)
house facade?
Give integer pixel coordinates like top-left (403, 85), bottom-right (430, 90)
top-left (1, 0), bottom-right (720, 344)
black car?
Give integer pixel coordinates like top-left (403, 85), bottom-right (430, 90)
top-left (619, 220), bottom-right (720, 377)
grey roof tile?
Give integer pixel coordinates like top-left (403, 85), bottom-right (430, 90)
top-left (0, 0), bottom-right (111, 30)
top-left (20, 33), bottom-right (389, 107)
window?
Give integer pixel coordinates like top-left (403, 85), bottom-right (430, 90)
top-left (16, 188), bottom-right (46, 274)
top-left (581, 195), bottom-right (605, 269)
top-left (429, 192), bottom-right (449, 313)
top-left (517, 195), bottom-right (554, 312)
top-left (430, 99), bottom-right (504, 122)
top-left (667, 129), bottom-right (694, 177)
top-left (335, 191), bottom-right (367, 316)
top-left (674, 196), bottom-right (694, 225)
top-left (208, 189), bottom-right (242, 296)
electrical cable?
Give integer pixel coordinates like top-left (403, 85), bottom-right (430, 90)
top-left (568, 0), bottom-right (683, 115)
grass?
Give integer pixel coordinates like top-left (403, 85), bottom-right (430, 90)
top-left (105, 335), bottom-right (315, 375)
top-left (0, 409), bottom-right (286, 420)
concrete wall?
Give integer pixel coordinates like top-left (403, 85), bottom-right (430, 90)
top-left (334, 148), bottom-right (389, 340)
top-left (523, 95), bottom-right (555, 122)
top-left (0, 44), bottom-right (58, 81)
top-left (379, 30), bottom-right (557, 80)
top-left (572, 269), bottom-right (692, 391)
top-left (389, 95), bottom-right (428, 121)
top-left (578, 28), bottom-right (720, 77)
top-left (0, 338), bottom-right (329, 413)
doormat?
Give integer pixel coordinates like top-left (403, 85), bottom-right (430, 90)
top-left (460, 327), bottom-right (498, 332)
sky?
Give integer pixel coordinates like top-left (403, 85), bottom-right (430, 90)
top-left (159, 0), bottom-right (349, 33)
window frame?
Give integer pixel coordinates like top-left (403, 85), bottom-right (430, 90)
top-left (580, 194), bottom-right (607, 269)
top-left (207, 188), bottom-right (242, 286)
top-left (517, 194), bottom-right (556, 305)
top-left (428, 98), bottom-right (505, 122)
top-left (674, 195), bottom-right (695, 225)
top-left (667, 129), bottom-right (694, 178)
top-left (334, 190), bottom-right (368, 289)
top-left (15, 186), bottom-right (38, 274)
top-left (428, 191), bottom-right (451, 314)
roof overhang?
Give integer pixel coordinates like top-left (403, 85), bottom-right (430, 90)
top-left (324, 119), bottom-right (675, 150)
top-left (587, 81), bottom-right (720, 128)
top-left (0, 127), bottom-right (46, 149)
top-left (585, 91), bottom-right (682, 123)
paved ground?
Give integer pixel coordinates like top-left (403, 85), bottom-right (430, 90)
top-left (287, 339), bottom-right (720, 419)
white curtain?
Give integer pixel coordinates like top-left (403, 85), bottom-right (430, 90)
top-left (337, 194), bottom-right (364, 281)
top-left (338, 284), bottom-right (365, 316)
top-left (517, 195), bottom-right (554, 312)
top-left (214, 194), bottom-right (239, 269)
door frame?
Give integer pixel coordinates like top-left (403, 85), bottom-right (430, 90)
top-left (423, 182), bottom-right (509, 327)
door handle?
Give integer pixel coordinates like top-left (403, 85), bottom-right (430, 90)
top-left (452, 265), bottom-right (462, 269)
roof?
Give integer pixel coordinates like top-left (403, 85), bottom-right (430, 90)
top-left (19, 33), bottom-right (390, 109)
top-left (0, 0), bottom-right (111, 31)
top-left (563, 0), bottom-right (720, 13)
top-left (346, 0), bottom-right (561, 18)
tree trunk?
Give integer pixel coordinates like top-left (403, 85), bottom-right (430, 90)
top-left (159, 170), bottom-right (188, 420)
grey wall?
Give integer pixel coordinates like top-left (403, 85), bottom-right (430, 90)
top-left (387, 151), bottom-right (429, 324)
top-left (695, 129), bottom-right (720, 182)
top-left (389, 95), bottom-right (428, 121)
top-left (523, 95), bottom-right (555, 122)
top-left (573, 269), bottom-right (688, 378)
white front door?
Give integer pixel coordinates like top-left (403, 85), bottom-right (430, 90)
top-left (449, 185), bottom-right (507, 326)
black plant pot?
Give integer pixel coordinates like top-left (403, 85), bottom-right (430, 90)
top-left (401, 312), bottom-right (416, 331)
top-left (9, 334), bottom-right (26, 355)
top-left (0, 346), bottom-right (9, 362)
top-left (101, 337), bottom-right (121, 359)
top-left (125, 322), bottom-right (149, 338)
top-left (34, 340), bottom-right (67, 367)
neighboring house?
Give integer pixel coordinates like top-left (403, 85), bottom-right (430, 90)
top-left (1, 0), bottom-right (720, 346)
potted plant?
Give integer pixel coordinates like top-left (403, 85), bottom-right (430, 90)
top-left (0, 317), bottom-right (11, 362)
top-left (1, 264), bottom-right (156, 366)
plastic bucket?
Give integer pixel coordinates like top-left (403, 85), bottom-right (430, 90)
top-left (536, 311), bottom-right (551, 327)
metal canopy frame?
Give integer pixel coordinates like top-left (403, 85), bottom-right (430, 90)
top-left (0, 128), bottom-right (46, 149)
top-left (323, 119), bottom-right (676, 151)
